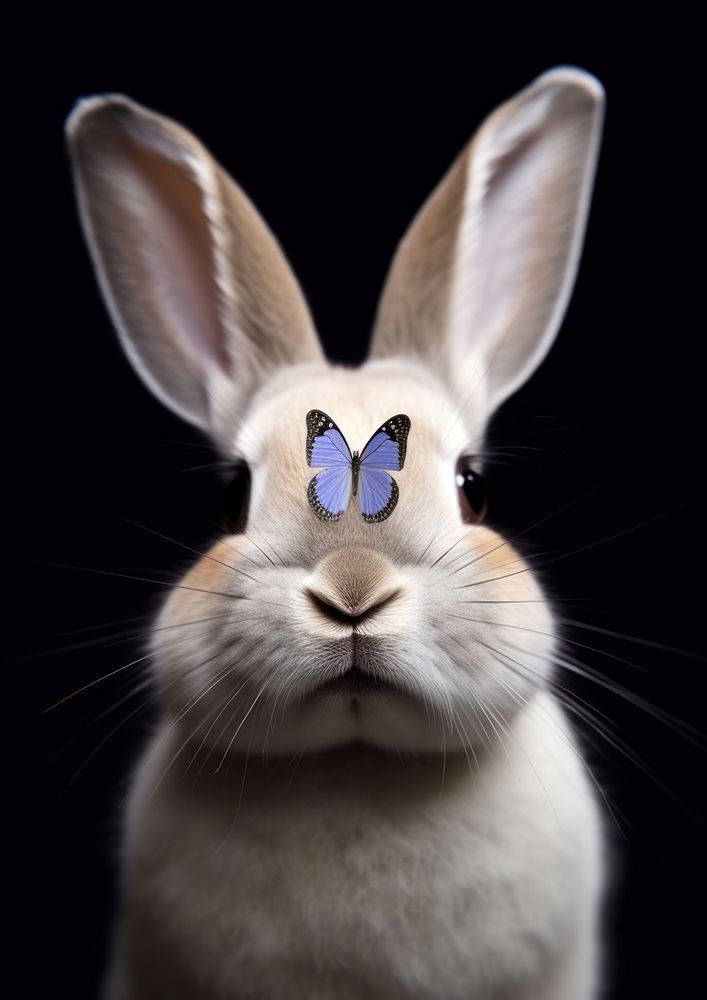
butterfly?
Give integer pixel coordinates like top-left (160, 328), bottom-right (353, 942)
top-left (306, 410), bottom-right (412, 523)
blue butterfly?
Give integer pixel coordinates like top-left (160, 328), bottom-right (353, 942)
top-left (306, 410), bottom-right (411, 523)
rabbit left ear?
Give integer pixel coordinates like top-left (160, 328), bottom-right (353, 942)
top-left (368, 66), bottom-right (605, 421)
top-left (65, 94), bottom-right (324, 441)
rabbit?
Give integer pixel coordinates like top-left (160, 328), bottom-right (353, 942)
top-left (65, 65), bottom-right (607, 1000)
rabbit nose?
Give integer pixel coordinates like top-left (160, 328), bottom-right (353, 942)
top-left (304, 546), bottom-right (402, 624)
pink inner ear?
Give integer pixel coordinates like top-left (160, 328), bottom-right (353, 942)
top-left (117, 130), bottom-right (231, 373)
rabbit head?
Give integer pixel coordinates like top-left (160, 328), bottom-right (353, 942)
top-left (65, 67), bottom-right (604, 758)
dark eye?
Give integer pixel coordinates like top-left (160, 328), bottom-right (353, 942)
top-left (455, 458), bottom-right (487, 524)
top-left (220, 461), bottom-right (251, 533)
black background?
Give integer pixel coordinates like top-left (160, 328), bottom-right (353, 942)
top-left (14, 29), bottom-right (704, 999)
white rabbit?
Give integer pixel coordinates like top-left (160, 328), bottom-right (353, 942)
top-left (65, 65), bottom-right (607, 1000)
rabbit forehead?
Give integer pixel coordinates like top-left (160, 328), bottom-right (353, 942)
top-left (237, 358), bottom-right (486, 465)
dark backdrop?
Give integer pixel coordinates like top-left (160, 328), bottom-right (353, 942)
top-left (14, 32), bottom-right (704, 999)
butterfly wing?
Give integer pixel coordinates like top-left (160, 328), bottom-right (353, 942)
top-left (306, 410), bottom-right (353, 468)
top-left (308, 466), bottom-right (352, 521)
top-left (358, 414), bottom-right (411, 470)
top-left (357, 414), bottom-right (411, 523)
top-left (306, 410), bottom-right (353, 520)
top-left (358, 467), bottom-right (399, 523)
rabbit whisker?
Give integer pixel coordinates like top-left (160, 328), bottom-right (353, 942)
top-left (263, 665), bottom-right (303, 755)
top-left (447, 702), bottom-right (480, 784)
top-left (49, 629), bottom-right (245, 767)
top-left (440, 474), bottom-right (618, 580)
top-left (193, 632), bottom-right (274, 778)
top-left (438, 729), bottom-right (447, 800)
top-left (475, 693), bottom-right (511, 762)
top-left (146, 632), bottom-right (269, 795)
top-left (429, 534), bottom-right (469, 570)
top-left (475, 635), bottom-right (696, 819)
top-left (249, 527), bottom-right (288, 567)
top-left (215, 723), bottom-right (258, 851)
top-left (286, 751), bottom-right (306, 785)
top-left (543, 672), bottom-right (691, 820)
top-left (462, 629), bottom-right (633, 837)
top-left (556, 616), bottom-right (707, 662)
top-left (40, 614), bottom-right (234, 696)
top-left (38, 612), bottom-right (153, 641)
top-left (472, 688), bottom-right (566, 833)
top-left (464, 639), bottom-right (630, 839)
top-left (115, 514), bottom-right (260, 584)
top-left (59, 626), bottom-right (268, 797)
top-left (460, 598), bottom-right (599, 605)
top-left (214, 683), bottom-right (269, 774)
top-left (31, 557), bottom-right (244, 600)
top-left (180, 460), bottom-right (234, 473)
top-left (50, 676), bottom-right (156, 762)
top-left (450, 490), bottom-right (691, 591)
top-left (154, 665), bottom-right (249, 791)
top-left (476, 661), bottom-right (610, 836)
top-left (210, 518), bottom-right (286, 570)
top-left (515, 640), bottom-right (702, 746)
top-left (195, 514), bottom-right (269, 569)
top-left (489, 423), bottom-right (578, 445)
top-left (246, 532), bottom-right (283, 569)
top-left (152, 437), bottom-right (216, 451)
top-left (484, 443), bottom-right (566, 454)
top-left (414, 521), bottom-right (462, 568)
top-left (454, 614), bottom-right (700, 743)
top-left (12, 623), bottom-right (156, 664)
top-left (60, 696), bottom-right (154, 795)
top-left (183, 633), bottom-right (274, 781)
top-left (437, 628), bottom-right (496, 750)
top-left (458, 498), bottom-right (697, 592)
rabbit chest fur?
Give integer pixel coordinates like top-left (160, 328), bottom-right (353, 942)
top-left (106, 691), bottom-right (602, 1000)
top-left (66, 65), bottom-right (608, 999)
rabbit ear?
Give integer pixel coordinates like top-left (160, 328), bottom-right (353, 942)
top-left (368, 66), bottom-right (605, 419)
top-left (65, 94), bottom-right (323, 436)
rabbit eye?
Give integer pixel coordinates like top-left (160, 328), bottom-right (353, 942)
top-left (220, 461), bottom-right (251, 534)
top-left (456, 459), bottom-right (487, 524)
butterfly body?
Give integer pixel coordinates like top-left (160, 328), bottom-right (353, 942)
top-left (305, 410), bottom-right (411, 523)
top-left (351, 452), bottom-right (360, 498)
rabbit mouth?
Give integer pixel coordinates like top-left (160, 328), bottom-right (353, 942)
top-left (314, 663), bottom-right (403, 697)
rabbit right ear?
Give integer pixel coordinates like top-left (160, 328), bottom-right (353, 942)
top-left (368, 66), bottom-right (605, 423)
top-left (65, 94), bottom-right (324, 439)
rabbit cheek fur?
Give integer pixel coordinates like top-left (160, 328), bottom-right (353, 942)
top-left (66, 67), bottom-right (607, 999)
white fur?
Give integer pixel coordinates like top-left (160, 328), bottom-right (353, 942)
top-left (65, 66), bottom-right (607, 999)
top-left (104, 692), bottom-right (603, 1000)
